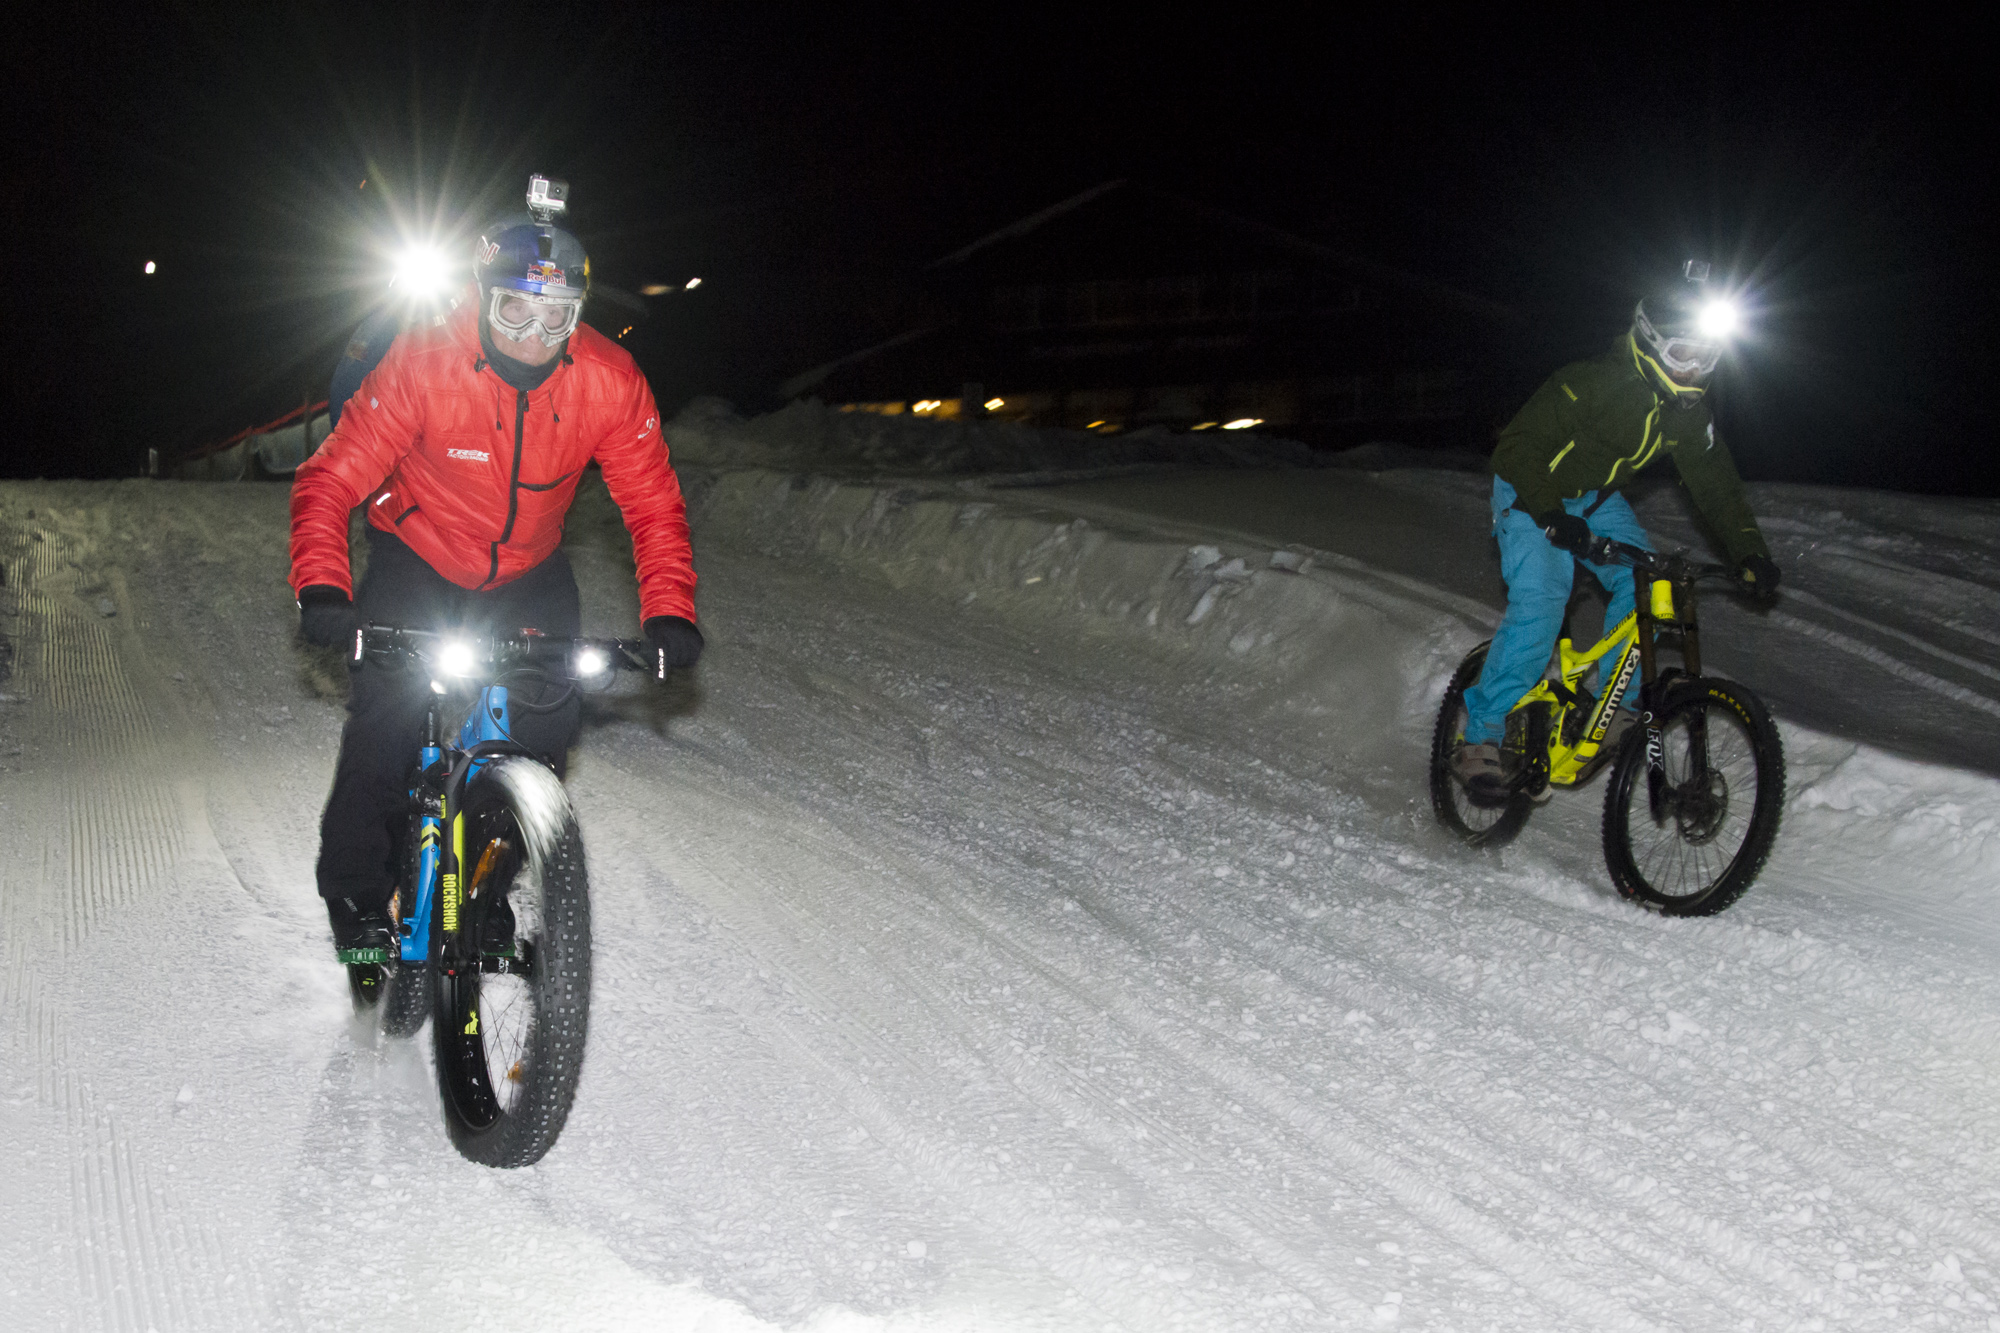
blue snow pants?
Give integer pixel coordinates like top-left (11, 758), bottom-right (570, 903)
top-left (1459, 477), bottom-right (1653, 744)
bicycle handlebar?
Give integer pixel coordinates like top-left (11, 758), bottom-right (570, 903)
top-left (354, 624), bottom-right (663, 682)
top-left (1582, 538), bottom-right (1741, 590)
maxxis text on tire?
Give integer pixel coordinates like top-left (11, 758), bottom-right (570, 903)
top-left (1601, 677), bottom-right (1784, 916)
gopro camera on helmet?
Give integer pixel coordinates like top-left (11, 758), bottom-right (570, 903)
top-left (527, 175), bottom-right (569, 225)
top-left (1682, 259), bottom-right (1711, 284)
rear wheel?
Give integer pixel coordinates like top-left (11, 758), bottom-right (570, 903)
top-left (433, 761), bottom-right (592, 1168)
top-left (1602, 678), bottom-right (1784, 915)
top-left (1429, 641), bottom-right (1534, 848)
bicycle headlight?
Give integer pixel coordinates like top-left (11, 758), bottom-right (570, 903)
top-left (574, 646), bottom-right (609, 678)
top-left (438, 638), bottom-right (479, 677)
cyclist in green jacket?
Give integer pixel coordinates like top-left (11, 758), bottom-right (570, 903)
top-left (1452, 264), bottom-right (1781, 790)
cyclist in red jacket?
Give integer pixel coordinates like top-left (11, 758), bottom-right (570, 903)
top-left (289, 180), bottom-right (701, 963)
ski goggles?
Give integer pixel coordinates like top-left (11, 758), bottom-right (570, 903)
top-left (488, 287), bottom-right (583, 346)
top-left (1652, 335), bottom-right (1723, 382)
top-left (1635, 307), bottom-right (1723, 383)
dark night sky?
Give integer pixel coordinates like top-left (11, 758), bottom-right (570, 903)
top-left (11, 5), bottom-right (1992, 493)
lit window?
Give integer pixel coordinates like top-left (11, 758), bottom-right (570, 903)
top-left (985, 397), bottom-right (1005, 411)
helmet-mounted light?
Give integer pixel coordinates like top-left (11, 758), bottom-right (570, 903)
top-left (391, 244), bottom-right (452, 299)
top-left (1696, 297), bottom-right (1739, 340)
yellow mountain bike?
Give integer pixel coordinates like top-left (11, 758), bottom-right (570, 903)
top-left (1429, 538), bottom-right (1785, 916)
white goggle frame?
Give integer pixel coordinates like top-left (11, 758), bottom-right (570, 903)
top-left (1635, 306), bottom-right (1723, 382)
top-left (488, 287), bottom-right (583, 347)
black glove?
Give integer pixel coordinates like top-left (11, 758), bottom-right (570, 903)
top-left (298, 585), bottom-right (359, 649)
top-left (1738, 554), bottom-right (1781, 602)
top-left (1537, 511), bottom-right (1593, 556)
top-left (644, 615), bottom-right (705, 675)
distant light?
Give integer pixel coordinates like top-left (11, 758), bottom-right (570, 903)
top-left (359, 179), bottom-right (367, 190)
top-left (639, 283), bottom-right (673, 296)
top-left (984, 397), bottom-right (1005, 411)
top-left (143, 260), bottom-right (156, 275)
top-left (619, 325), bottom-right (633, 338)
top-left (1221, 418), bottom-right (1263, 431)
top-left (1697, 297), bottom-right (1739, 340)
top-left (1191, 421), bottom-right (1218, 431)
top-left (913, 399), bottom-right (942, 413)
top-left (683, 277), bottom-right (702, 289)
top-left (1086, 420), bottom-right (1106, 429)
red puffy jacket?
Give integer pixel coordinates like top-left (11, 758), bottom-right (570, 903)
top-left (289, 299), bottom-right (696, 623)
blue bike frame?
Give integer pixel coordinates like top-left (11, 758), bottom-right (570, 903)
top-left (398, 685), bottom-right (516, 965)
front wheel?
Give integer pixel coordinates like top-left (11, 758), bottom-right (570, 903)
top-left (1602, 678), bottom-right (1784, 916)
top-left (1429, 640), bottom-right (1534, 848)
top-left (434, 759), bottom-right (592, 1168)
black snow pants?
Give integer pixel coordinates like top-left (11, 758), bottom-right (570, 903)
top-left (316, 527), bottom-right (582, 909)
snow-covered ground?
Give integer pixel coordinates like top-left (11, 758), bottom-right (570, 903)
top-left (3, 432), bottom-right (1998, 1330)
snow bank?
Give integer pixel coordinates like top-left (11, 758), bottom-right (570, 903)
top-left (680, 463), bottom-right (2000, 905)
top-left (1787, 733), bottom-right (2000, 892)
top-left (685, 468), bottom-right (1491, 765)
top-left (666, 398), bottom-right (1486, 478)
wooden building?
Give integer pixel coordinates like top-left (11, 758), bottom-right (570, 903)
top-left (778, 181), bottom-right (1518, 450)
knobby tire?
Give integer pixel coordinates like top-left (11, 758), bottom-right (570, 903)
top-left (1429, 640), bottom-right (1535, 849)
top-left (1602, 677), bottom-right (1783, 916)
top-left (433, 763), bottom-right (592, 1168)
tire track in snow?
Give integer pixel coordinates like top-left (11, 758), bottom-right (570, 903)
top-left (580, 765), bottom-right (1379, 1330)
top-left (651, 578), bottom-right (1975, 1328)
top-left (587, 755), bottom-right (1693, 1329)
top-left (1, 519), bottom-right (263, 1332)
top-left (17, 527), bottom-right (186, 953)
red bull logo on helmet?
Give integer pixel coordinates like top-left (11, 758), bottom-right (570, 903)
top-left (526, 261), bottom-right (567, 286)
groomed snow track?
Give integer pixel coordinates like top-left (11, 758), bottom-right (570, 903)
top-left (2, 471), bottom-right (1997, 1331)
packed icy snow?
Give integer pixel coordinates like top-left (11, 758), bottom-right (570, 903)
top-left (3, 415), bottom-right (1998, 1330)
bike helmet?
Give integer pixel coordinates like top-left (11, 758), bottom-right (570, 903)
top-left (1631, 260), bottom-right (1737, 404)
top-left (473, 175), bottom-right (590, 347)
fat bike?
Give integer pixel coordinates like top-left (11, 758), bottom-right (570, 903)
top-left (342, 624), bottom-right (661, 1166)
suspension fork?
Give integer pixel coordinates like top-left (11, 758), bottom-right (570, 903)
top-left (1676, 578), bottom-right (1713, 788)
top-left (1633, 567), bottom-right (1672, 820)
top-left (401, 704), bottom-right (447, 965)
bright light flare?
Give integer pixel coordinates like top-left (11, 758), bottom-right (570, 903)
top-left (1697, 297), bottom-right (1740, 340)
top-left (1222, 418), bottom-right (1263, 431)
top-left (683, 277), bottom-right (702, 289)
top-left (392, 245), bottom-right (452, 297)
top-left (437, 638), bottom-right (479, 677)
top-left (574, 646), bottom-right (609, 677)
top-left (143, 260), bottom-right (157, 275)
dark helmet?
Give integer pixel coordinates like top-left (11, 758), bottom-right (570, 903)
top-left (1631, 261), bottom-right (1738, 404)
top-left (473, 176), bottom-right (590, 347)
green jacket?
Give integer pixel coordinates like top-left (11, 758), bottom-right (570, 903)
top-left (1490, 337), bottom-right (1770, 563)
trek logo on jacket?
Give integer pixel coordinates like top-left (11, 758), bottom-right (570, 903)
top-left (288, 299), bottom-right (696, 624)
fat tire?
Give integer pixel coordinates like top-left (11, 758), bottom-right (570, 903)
top-left (433, 766), bottom-right (592, 1168)
top-left (380, 825), bottom-right (431, 1038)
top-left (1602, 677), bottom-right (1784, 916)
top-left (1429, 640), bottom-right (1534, 849)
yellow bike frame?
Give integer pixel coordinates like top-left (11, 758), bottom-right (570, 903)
top-left (1510, 578), bottom-right (1679, 787)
